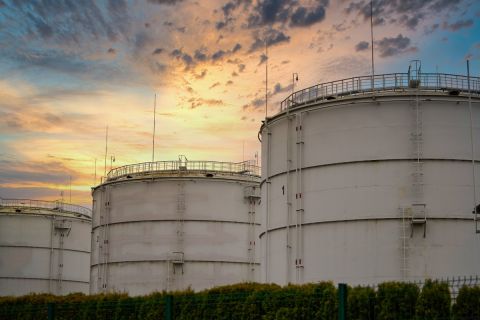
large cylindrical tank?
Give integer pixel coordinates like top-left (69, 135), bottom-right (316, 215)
top-left (0, 199), bottom-right (92, 296)
top-left (90, 158), bottom-right (261, 295)
top-left (260, 71), bottom-right (480, 286)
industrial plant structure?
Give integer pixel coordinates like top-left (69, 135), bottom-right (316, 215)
top-left (0, 199), bottom-right (92, 296)
top-left (259, 63), bottom-right (480, 286)
top-left (90, 157), bottom-right (260, 296)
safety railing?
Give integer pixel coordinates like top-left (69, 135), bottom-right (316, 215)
top-left (280, 73), bottom-right (480, 112)
top-left (105, 160), bottom-right (261, 182)
top-left (0, 198), bottom-right (91, 218)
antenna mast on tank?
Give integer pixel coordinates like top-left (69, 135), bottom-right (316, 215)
top-left (152, 93), bottom-right (156, 163)
top-left (265, 37), bottom-right (268, 119)
top-left (104, 126), bottom-right (108, 179)
top-left (370, 0), bottom-right (375, 79)
top-left (94, 158), bottom-right (97, 186)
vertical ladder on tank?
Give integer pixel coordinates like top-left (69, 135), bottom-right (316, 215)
top-left (168, 179), bottom-right (185, 290)
top-left (294, 112), bottom-right (305, 283)
top-left (99, 186), bottom-right (110, 292)
top-left (244, 186), bottom-right (260, 281)
top-left (264, 124), bottom-right (272, 283)
top-left (48, 215), bottom-right (55, 293)
top-left (400, 207), bottom-right (411, 279)
top-left (97, 190), bottom-right (104, 292)
top-left (54, 219), bottom-right (71, 294)
top-left (285, 113), bottom-right (294, 284)
top-left (409, 60), bottom-right (427, 238)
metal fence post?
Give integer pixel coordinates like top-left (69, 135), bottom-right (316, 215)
top-left (47, 303), bottom-right (55, 320)
top-left (164, 295), bottom-right (173, 320)
top-left (338, 283), bottom-right (347, 320)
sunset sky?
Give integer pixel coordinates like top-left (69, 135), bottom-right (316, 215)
top-left (1, 0), bottom-right (479, 207)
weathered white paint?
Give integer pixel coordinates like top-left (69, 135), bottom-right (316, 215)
top-left (0, 204), bottom-right (91, 296)
top-left (91, 169), bottom-right (260, 296)
top-left (260, 92), bottom-right (480, 285)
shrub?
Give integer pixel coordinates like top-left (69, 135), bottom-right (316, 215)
top-left (348, 286), bottom-right (376, 320)
top-left (452, 285), bottom-right (480, 320)
top-left (415, 280), bottom-right (450, 320)
top-left (376, 282), bottom-right (419, 320)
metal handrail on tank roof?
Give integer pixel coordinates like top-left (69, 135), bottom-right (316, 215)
top-left (0, 198), bottom-right (92, 218)
top-left (279, 72), bottom-right (480, 113)
top-left (105, 160), bottom-right (261, 182)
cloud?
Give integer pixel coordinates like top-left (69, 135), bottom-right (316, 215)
top-left (290, 3), bottom-right (327, 27)
top-left (345, 0), bottom-right (465, 30)
top-left (4, 0), bottom-right (129, 45)
top-left (10, 49), bottom-right (90, 75)
top-left (188, 97), bottom-right (224, 109)
top-left (443, 19), bottom-right (474, 31)
top-left (249, 29), bottom-right (290, 52)
top-left (215, 0), bottom-right (251, 30)
top-left (320, 55), bottom-right (370, 79)
top-left (194, 49), bottom-right (208, 62)
top-left (376, 34), bottom-right (417, 57)
top-left (0, 158), bottom-right (85, 187)
top-left (399, 13), bottom-right (424, 30)
top-left (247, 0), bottom-right (291, 27)
top-left (152, 48), bottom-right (164, 55)
top-left (209, 82), bottom-right (221, 89)
top-left (424, 23), bottom-right (440, 35)
top-left (232, 43), bottom-right (242, 53)
top-left (171, 48), bottom-right (195, 69)
top-left (243, 97), bottom-right (265, 110)
top-left (148, 0), bottom-right (184, 5)
top-left (246, 0), bottom-right (329, 28)
top-left (272, 82), bottom-right (293, 95)
top-left (355, 41), bottom-right (370, 51)
top-left (212, 50), bottom-right (226, 61)
top-left (216, 21), bottom-right (227, 29)
top-left (194, 69), bottom-right (207, 79)
top-left (258, 54), bottom-right (268, 65)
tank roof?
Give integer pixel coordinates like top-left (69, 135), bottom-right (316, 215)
top-left (277, 72), bottom-right (480, 115)
top-left (101, 159), bottom-right (261, 184)
top-left (0, 198), bottom-right (91, 219)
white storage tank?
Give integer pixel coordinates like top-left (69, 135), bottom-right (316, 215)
top-left (90, 157), bottom-right (261, 295)
top-left (260, 65), bottom-right (480, 286)
top-left (0, 199), bottom-right (92, 296)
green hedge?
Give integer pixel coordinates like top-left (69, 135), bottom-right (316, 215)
top-left (452, 286), bottom-right (480, 320)
top-left (348, 286), bottom-right (376, 320)
top-left (1, 281), bottom-right (479, 319)
top-left (416, 280), bottom-right (451, 320)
